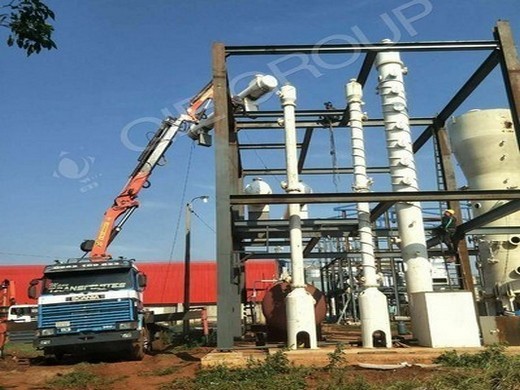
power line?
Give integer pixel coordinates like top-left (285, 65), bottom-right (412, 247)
top-left (0, 251), bottom-right (55, 259)
top-left (191, 209), bottom-right (216, 233)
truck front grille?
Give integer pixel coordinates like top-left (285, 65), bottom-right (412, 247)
top-left (39, 299), bottom-right (133, 333)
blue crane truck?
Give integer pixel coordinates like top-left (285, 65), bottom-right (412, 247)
top-left (29, 259), bottom-right (148, 360)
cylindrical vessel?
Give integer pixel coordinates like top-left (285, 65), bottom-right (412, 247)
top-left (279, 84), bottom-right (318, 349)
top-left (347, 79), bottom-right (392, 348)
top-left (261, 282), bottom-right (327, 334)
top-left (244, 178), bottom-right (272, 220)
top-left (375, 47), bottom-right (432, 294)
top-left (447, 109), bottom-right (520, 313)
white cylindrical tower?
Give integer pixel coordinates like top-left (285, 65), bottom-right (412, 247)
top-left (244, 178), bottom-right (273, 220)
top-left (283, 181), bottom-right (312, 220)
top-left (347, 79), bottom-right (392, 348)
top-left (375, 46), bottom-right (432, 294)
top-left (447, 109), bottom-right (520, 314)
top-left (279, 84), bottom-right (318, 349)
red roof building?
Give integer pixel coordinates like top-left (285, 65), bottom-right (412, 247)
top-left (0, 260), bottom-right (278, 306)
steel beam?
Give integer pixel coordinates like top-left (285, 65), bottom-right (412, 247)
top-left (370, 201), bottom-right (395, 223)
top-left (435, 128), bottom-right (474, 292)
top-left (213, 43), bottom-right (241, 350)
top-left (237, 117), bottom-right (434, 130)
top-left (298, 127), bottom-right (314, 174)
top-left (243, 250), bottom-right (477, 260)
top-left (494, 21), bottom-right (520, 150)
top-left (454, 199), bottom-right (520, 241)
top-left (357, 51), bottom-right (377, 87)
top-left (413, 49), bottom-right (500, 152)
top-left (231, 189), bottom-right (520, 205)
top-left (243, 167), bottom-right (390, 177)
top-left (225, 40), bottom-right (498, 56)
top-left (303, 237), bottom-right (321, 258)
top-left (239, 143), bottom-right (298, 150)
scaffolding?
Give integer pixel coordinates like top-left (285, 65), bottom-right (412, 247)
top-left (212, 21), bottom-right (520, 350)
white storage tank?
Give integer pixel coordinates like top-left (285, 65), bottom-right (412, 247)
top-left (447, 109), bottom-right (520, 314)
top-left (244, 178), bottom-right (272, 220)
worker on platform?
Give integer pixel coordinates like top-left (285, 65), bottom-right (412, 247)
top-left (434, 209), bottom-right (458, 256)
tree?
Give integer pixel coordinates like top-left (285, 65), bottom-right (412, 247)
top-left (1, 0), bottom-right (56, 56)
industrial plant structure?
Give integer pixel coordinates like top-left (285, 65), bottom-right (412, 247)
top-left (2, 21), bottom-right (520, 356)
top-left (208, 20), bottom-right (520, 350)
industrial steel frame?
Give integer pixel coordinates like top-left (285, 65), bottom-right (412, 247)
top-left (212, 21), bottom-right (520, 350)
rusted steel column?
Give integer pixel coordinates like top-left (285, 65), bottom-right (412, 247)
top-left (494, 21), bottom-right (520, 150)
top-left (435, 127), bottom-right (475, 294)
top-left (213, 42), bottom-right (242, 350)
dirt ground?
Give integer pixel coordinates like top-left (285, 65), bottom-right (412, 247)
top-left (0, 346), bottom-right (443, 390)
top-left (0, 345), bottom-right (211, 389)
top-left (0, 325), bottom-right (462, 389)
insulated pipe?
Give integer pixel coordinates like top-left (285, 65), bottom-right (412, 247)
top-left (375, 45), bottom-right (432, 294)
top-left (347, 80), bottom-right (392, 348)
top-left (279, 84), bottom-right (318, 349)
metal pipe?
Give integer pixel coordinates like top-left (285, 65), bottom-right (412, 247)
top-left (375, 44), bottom-right (432, 294)
top-left (279, 84), bottom-right (318, 349)
top-left (225, 40), bottom-right (498, 55)
top-left (347, 80), bottom-right (392, 348)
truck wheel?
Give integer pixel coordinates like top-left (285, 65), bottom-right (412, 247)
top-left (129, 329), bottom-right (146, 361)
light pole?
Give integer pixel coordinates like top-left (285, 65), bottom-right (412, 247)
top-left (183, 195), bottom-right (209, 335)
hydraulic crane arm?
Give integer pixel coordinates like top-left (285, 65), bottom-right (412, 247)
top-left (82, 83), bottom-right (214, 261)
top-left (82, 116), bottom-right (185, 260)
top-left (80, 74), bottom-right (278, 261)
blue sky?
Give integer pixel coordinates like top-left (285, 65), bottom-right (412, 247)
top-left (1, 0), bottom-right (519, 264)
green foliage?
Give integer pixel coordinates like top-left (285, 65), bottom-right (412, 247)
top-left (384, 380), bottom-right (424, 390)
top-left (159, 343), bottom-right (520, 390)
top-left (4, 342), bottom-right (41, 358)
top-left (1, 0), bottom-right (57, 56)
top-left (161, 350), bottom-right (307, 390)
top-left (326, 342), bottom-right (346, 370)
top-left (431, 344), bottom-right (520, 390)
top-left (317, 375), bottom-right (374, 390)
top-left (46, 369), bottom-right (112, 390)
top-left (261, 349), bottom-right (291, 374)
top-left (434, 343), bottom-right (509, 368)
top-left (424, 369), bottom-right (491, 390)
top-left (140, 366), bottom-right (180, 377)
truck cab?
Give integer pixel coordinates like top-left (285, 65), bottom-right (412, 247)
top-left (29, 259), bottom-right (148, 360)
top-left (7, 304), bottom-right (38, 323)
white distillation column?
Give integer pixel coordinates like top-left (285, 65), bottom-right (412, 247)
top-left (279, 84), bottom-right (318, 349)
top-left (347, 80), bottom-right (392, 348)
top-left (447, 109), bottom-right (520, 314)
top-left (375, 45), bottom-right (432, 294)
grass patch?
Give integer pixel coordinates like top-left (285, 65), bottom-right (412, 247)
top-left (161, 349), bottom-right (308, 390)
top-left (160, 344), bottom-right (520, 390)
top-left (325, 342), bottom-right (346, 370)
top-left (140, 365), bottom-right (181, 377)
top-left (432, 344), bottom-right (520, 390)
top-left (434, 343), bottom-right (509, 368)
top-left (4, 342), bottom-right (41, 358)
top-left (45, 364), bottom-right (117, 390)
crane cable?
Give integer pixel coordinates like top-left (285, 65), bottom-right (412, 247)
top-left (328, 123), bottom-right (340, 192)
top-left (159, 142), bottom-right (195, 301)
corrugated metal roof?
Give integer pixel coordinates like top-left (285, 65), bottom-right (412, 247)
top-left (0, 260), bottom-right (278, 305)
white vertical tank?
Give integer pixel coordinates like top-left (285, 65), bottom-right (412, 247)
top-left (447, 109), bottom-right (520, 314)
top-left (244, 178), bottom-right (272, 220)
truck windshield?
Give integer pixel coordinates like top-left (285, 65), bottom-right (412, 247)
top-left (43, 269), bottom-right (133, 295)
